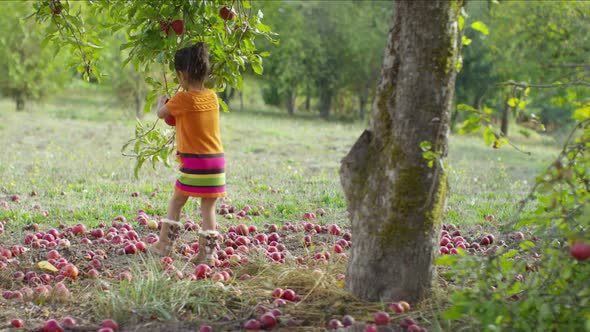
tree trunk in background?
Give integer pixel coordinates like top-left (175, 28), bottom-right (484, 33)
top-left (318, 80), bottom-right (332, 119)
top-left (15, 92), bottom-right (24, 111)
top-left (501, 99), bottom-right (510, 136)
top-left (359, 85), bottom-right (369, 121)
top-left (340, 0), bottom-right (462, 303)
top-left (240, 90), bottom-right (244, 112)
top-left (134, 91), bottom-right (144, 119)
top-left (305, 82), bottom-right (311, 112)
top-left (286, 88), bottom-right (296, 115)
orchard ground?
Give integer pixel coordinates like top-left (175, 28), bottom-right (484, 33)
top-left (0, 84), bottom-right (560, 331)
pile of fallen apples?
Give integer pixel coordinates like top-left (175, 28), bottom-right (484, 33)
top-left (6, 204), bottom-right (587, 330)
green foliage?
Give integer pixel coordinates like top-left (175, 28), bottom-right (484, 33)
top-left (440, 101), bottom-right (590, 331)
top-left (31, 0), bottom-right (276, 177)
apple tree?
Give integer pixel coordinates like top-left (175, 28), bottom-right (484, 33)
top-left (31, 0), bottom-right (276, 176)
top-left (340, 0), bottom-right (462, 303)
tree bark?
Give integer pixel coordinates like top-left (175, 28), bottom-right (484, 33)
top-left (286, 88), bottom-right (296, 116)
top-left (318, 79), bottom-right (332, 119)
top-left (340, 0), bottom-right (461, 303)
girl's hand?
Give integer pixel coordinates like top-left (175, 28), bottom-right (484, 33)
top-left (156, 95), bottom-right (169, 108)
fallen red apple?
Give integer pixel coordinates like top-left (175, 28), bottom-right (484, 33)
top-left (61, 264), bottom-right (79, 279)
top-left (11, 319), bottom-right (23, 327)
top-left (62, 316), bottom-right (77, 327)
top-left (244, 319), bottom-right (261, 330)
top-left (43, 319), bottom-right (64, 332)
top-left (374, 311), bottom-right (390, 325)
top-left (194, 264), bottom-right (212, 279)
top-left (271, 287), bottom-right (284, 298)
top-left (342, 315), bottom-right (355, 327)
top-left (260, 312), bottom-right (278, 329)
top-left (400, 317), bottom-right (417, 329)
top-left (100, 319), bottom-right (119, 332)
top-left (328, 318), bottom-right (343, 330)
top-left (399, 300), bottom-right (411, 312)
top-left (328, 224), bottom-right (341, 235)
top-left (388, 302), bottom-right (404, 313)
top-left (72, 223), bottom-right (86, 235)
top-left (200, 326), bottom-right (213, 332)
top-left (282, 289), bottom-right (296, 301)
top-left (364, 324), bottom-right (377, 332)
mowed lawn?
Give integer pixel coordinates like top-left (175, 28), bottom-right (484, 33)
top-left (0, 87), bottom-right (561, 329)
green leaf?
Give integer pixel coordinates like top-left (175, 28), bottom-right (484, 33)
top-left (419, 141), bottom-right (432, 151)
top-left (507, 98), bottom-right (519, 107)
top-left (471, 21), bottom-right (489, 35)
top-left (483, 127), bottom-right (495, 146)
top-left (457, 103), bottom-right (477, 112)
top-left (506, 282), bottom-right (521, 296)
top-left (572, 107), bottom-right (590, 121)
top-left (519, 240), bottom-right (536, 250)
top-left (219, 98), bottom-right (230, 113)
top-left (251, 60), bottom-right (263, 75)
top-left (255, 22), bottom-right (272, 33)
top-left (462, 35), bottom-right (472, 46)
top-left (524, 87), bottom-right (531, 96)
top-left (456, 55), bottom-right (463, 72)
top-left (435, 255), bottom-right (458, 266)
top-left (503, 249), bottom-right (518, 258)
top-left (458, 15), bottom-right (465, 31)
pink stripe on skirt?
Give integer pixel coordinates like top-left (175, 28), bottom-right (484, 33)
top-left (181, 157), bottom-right (225, 169)
top-left (175, 181), bottom-right (226, 194)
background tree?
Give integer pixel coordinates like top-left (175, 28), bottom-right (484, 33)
top-left (340, 0), bottom-right (462, 302)
top-left (257, 0), bottom-right (391, 119)
top-left (0, 1), bottom-right (71, 111)
top-left (455, 1), bottom-right (590, 137)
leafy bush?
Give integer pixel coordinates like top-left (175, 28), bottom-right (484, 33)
top-left (440, 101), bottom-right (590, 331)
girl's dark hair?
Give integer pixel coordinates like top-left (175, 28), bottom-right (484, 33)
top-left (174, 42), bottom-right (209, 83)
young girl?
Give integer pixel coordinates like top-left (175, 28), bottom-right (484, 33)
top-left (151, 42), bottom-right (224, 266)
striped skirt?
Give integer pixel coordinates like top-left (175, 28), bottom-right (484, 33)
top-left (175, 153), bottom-right (226, 198)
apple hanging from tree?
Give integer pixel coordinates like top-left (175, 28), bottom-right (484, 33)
top-left (570, 241), bottom-right (590, 261)
top-left (171, 20), bottom-right (185, 35)
top-left (219, 6), bottom-right (235, 21)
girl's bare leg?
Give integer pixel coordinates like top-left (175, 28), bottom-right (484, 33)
top-left (200, 197), bottom-right (217, 231)
top-left (152, 190), bottom-right (189, 255)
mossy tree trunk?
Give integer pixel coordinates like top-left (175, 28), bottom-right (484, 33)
top-left (340, 0), bottom-right (462, 303)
